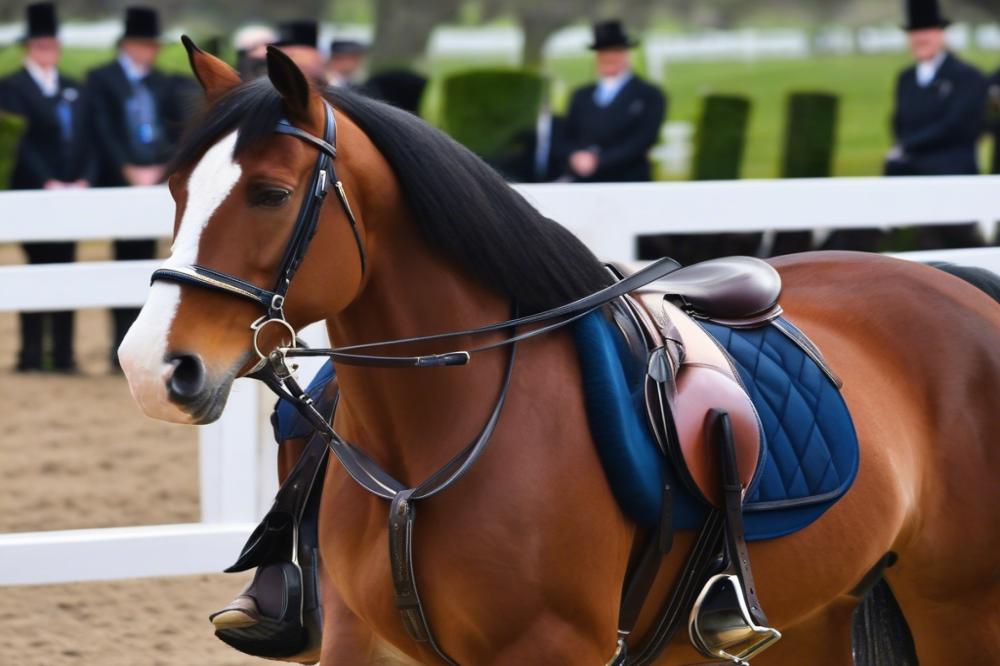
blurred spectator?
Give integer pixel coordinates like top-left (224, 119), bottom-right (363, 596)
top-left (496, 104), bottom-right (570, 183)
top-left (364, 69), bottom-right (427, 114)
top-left (1, 2), bottom-right (94, 373)
top-left (564, 20), bottom-right (665, 182)
top-left (275, 21), bottom-right (324, 85)
top-left (327, 39), bottom-right (368, 89)
top-left (234, 24), bottom-right (276, 80)
top-left (85, 6), bottom-right (188, 368)
top-left (879, 0), bottom-right (987, 250)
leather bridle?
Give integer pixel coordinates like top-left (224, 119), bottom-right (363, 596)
top-left (145, 97), bottom-right (694, 665)
top-left (150, 100), bottom-right (366, 372)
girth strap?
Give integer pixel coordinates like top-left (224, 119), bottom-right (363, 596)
top-left (628, 512), bottom-right (726, 665)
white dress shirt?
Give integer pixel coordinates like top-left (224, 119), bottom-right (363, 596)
top-left (24, 58), bottom-right (59, 97)
top-left (594, 71), bottom-right (632, 107)
top-left (916, 51), bottom-right (947, 87)
top-left (118, 52), bottom-right (151, 83)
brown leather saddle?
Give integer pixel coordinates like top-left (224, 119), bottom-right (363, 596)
top-left (614, 256), bottom-right (780, 508)
top-left (609, 256), bottom-right (785, 665)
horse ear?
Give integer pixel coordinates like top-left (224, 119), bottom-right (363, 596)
top-left (182, 35), bottom-right (241, 102)
top-left (266, 45), bottom-right (314, 121)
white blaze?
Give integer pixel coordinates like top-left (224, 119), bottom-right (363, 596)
top-left (118, 132), bottom-right (242, 423)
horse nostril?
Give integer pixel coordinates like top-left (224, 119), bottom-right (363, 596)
top-left (166, 353), bottom-right (207, 404)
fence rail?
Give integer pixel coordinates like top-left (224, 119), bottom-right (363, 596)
top-left (1, 178), bottom-right (999, 586)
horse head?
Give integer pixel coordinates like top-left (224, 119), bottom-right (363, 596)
top-left (118, 38), bottom-right (370, 424)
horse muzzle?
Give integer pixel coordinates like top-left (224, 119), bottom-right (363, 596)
top-left (163, 352), bottom-right (231, 423)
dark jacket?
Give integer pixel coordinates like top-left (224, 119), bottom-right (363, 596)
top-left (986, 68), bottom-right (1000, 173)
top-left (0, 68), bottom-right (96, 189)
top-left (495, 114), bottom-right (570, 183)
top-left (889, 53), bottom-right (987, 176)
top-left (84, 60), bottom-right (190, 186)
top-left (565, 75), bottom-right (666, 182)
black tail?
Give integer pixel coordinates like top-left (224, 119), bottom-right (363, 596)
top-left (928, 261), bottom-right (1000, 304)
top-left (852, 579), bottom-right (918, 665)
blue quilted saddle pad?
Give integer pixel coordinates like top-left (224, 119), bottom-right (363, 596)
top-left (700, 320), bottom-right (860, 540)
top-left (572, 310), bottom-right (859, 541)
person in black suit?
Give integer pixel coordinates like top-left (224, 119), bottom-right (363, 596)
top-left (564, 20), bottom-right (666, 183)
top-left (879, 0), bottom-right (988, 250)
top-left (85, 7), bottom-right (188, 367)
top-left (326, 39), bottom-right (368, 89)
top-left (275, 21), bottom-right (325, 86)
top-left (495, 105), bottom-right (570, 183)
top-left (1, 3), bottom-right (95, 373)
top-left (986, 70), bottom-right (1000, 174)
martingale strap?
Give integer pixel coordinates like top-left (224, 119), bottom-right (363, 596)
top-left (251, 334), bottom-right (518, 665)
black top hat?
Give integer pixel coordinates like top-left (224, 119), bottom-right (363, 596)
top-left (276, 20), bottom-right (318, 48)
top-left (365, 70), bottom-right (427, 114)
top-left (588, 19), bottom-right (638, 50)
top-left (122, 6), bottom-right (161, 40)
top-left (329, 39), bottom-right (367, 56)
top-left (904, 0), bottom-right (951, 31)
top-left (24, 3), bottom-right (58, 41)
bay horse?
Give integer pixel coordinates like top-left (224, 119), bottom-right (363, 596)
top-left (118, 42), bottom-right (1000, 665)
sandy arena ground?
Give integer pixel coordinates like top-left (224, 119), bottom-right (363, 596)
top-left (1, 243), bottom-right (259, 665)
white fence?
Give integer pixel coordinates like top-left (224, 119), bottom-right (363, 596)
top-left (2, 177), bottom-right (999, 586)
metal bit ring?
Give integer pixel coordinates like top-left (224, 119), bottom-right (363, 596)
top-left (252, 317), bottom-right (298, 363)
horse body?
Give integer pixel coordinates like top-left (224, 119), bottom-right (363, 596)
top-left (117, 42), bottom-right (1000, 665)
top-left (318, 199), bottom-right (631, 663)
top-left (317, 244), bottom-right (1000, 665)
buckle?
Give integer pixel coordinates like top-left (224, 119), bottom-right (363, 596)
top-left (270, 293), bottom-right (286, 314)
top-left (688, 573), bottom-right (781, 665)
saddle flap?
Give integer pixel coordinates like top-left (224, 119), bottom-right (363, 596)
top-left (632, 294), bottom-right (763, 508)
top-left (673, 367), bottom-right (760, 506)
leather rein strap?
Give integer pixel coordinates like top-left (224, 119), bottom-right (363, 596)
top-left (251, 334), bottom-right (518, 666)
top-left (150, 101), bottom-right (366, 321)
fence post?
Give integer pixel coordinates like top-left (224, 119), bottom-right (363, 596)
top-left (199, 378), bottom-right (261, 524)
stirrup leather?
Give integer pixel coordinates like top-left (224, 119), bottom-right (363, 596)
top-left (688, 410), bottom-right (781, 664)
top-left (689, 573), bottom-right (781, 664)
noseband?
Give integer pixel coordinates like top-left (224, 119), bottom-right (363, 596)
top-left (150, 100), bottom-right (366, 368)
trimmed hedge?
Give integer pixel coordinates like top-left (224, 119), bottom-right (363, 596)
top-left (0, 112), bottom-right (26, 190)
top-left (441, 69), bottom-right (545, 161)
top-left (691, 94), bottom-right (751, 180)
top-left (781, 92), bottom-right (839, 178)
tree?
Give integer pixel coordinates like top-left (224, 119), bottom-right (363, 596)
top-left (369, 0), bottom-right (463, 71)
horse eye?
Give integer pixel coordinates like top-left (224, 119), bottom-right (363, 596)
top-left (253, 187), bottom-right (291, 208)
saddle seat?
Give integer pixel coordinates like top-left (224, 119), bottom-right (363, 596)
top-left (617, 256), bottom-right (783, 323)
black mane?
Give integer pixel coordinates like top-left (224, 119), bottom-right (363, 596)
top-left (170, 79), bottom-right (612, 314)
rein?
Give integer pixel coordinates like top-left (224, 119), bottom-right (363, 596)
top-left (149, 99), bottom-right (690, 664)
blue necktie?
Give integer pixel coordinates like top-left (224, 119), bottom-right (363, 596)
top-left (56, 98), bottom-right (73, 143)
top-left (594, 84), bottom-right (616, 108)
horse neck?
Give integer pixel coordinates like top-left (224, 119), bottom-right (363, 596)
top-left (324, 206), bottom-right (514, 483)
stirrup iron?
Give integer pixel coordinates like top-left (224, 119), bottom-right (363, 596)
top-left (689, 572), bottom-right (781, 664)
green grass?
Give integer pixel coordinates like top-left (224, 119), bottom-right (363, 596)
top-left (2, 44), bottom-right (997, 179)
